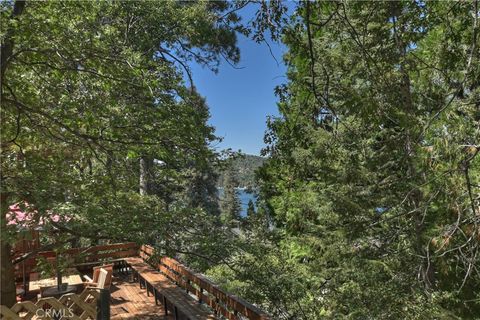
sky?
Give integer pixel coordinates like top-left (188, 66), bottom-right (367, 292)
top-left (189, 9), bottom-right (289, 156)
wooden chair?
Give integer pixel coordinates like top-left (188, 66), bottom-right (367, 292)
top-left (83, 267), bottom-right (100, 284)
top-left (97, 269), bottom-right (109, 289)
top-left (84, 267), bottom-right (112, 290)
top-left (83, 264), bottom-right (113, 289)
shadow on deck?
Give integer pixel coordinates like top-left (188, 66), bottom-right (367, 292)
top-left (110, 274), bottom-right (173, 319)
top-left (10, 243), bottom-right (270, 320)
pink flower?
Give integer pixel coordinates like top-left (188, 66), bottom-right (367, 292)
top-left (6, 202), bottom-right (68, 228)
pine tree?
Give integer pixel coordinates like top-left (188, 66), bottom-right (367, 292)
top-left (246, 200), bottom-right (255, 216)
top-left (220, 168), bottom-right (241, 224)
top-left (254, 1), bottom-right (479, 318)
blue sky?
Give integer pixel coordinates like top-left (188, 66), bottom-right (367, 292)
top-left (189, 11), bottom-right (289, 156)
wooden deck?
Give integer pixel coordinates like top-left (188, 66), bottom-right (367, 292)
top-left (111, 274), bottom-right (174, 319)
top-left (11, 243), bottom-right (270, 320)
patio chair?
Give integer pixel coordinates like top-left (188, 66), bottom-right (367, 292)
top-left (83, 264), bottom-right (113, 289)
top-left (97, 268), bottom-right (109, 289)
top-left (83, 267), bottom-right (100, 284)
top-left (84, 267), bottom-right (112, 290)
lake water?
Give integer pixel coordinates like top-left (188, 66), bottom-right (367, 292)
top-left (218, 188), bottom-right (256, 217)
top-left (238, 189), bottom-right (256, 217)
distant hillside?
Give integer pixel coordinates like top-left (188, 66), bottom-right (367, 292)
top-left (217, 154), bottom-right (265, 189)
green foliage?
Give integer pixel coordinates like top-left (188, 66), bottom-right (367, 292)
top-left (2, 1), bottom-right (479, 317)
top-left (35, 256), bottom-right (56, 280)
top-left (220, 167), bottom-right (242, 224)
top-left (246, 199), bottom-right (255, 216)
top-left (1, 0), bottom-right (240, 251)
top-left (205, 1), bottom-right (480, 319)
top-left (217, 153), bottom-right (265, 189)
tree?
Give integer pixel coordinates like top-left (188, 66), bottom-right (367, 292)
top-left (216, 154), bottom-right (265, 190)
top-left (220, 168), bottom-right (242, 224)
top-left (175, 90), bottom-right (221, 216)
top-left (199, 1), bottom-right (479, 318)
top-left (1, 0), bottom-right (241, 306)
top-left (246, 200), bottom-right (255, 216)
top-left (255, 1), bottom-right (479, 318)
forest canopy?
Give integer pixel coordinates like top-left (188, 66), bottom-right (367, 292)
top-left (1, 1), bottom-right (479, 319)
top-left (253, 1), bottom-right (480, 318)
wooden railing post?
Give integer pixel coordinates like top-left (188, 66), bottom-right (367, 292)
top-left (96, 289), bottom-right (110, 320)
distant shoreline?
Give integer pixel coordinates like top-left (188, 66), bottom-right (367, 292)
top-left (216, 186), bottom-right (257, 192)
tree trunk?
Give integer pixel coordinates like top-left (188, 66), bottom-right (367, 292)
top-left (1, 1), bottom-right (26, 307)
top-left (139, 156), bottom-right (153, 195)
top-left (391, 3), bottom-right (434, 290)
top-left (1, 193), bottom-right (16, 307)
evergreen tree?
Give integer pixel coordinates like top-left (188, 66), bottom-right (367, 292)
top-left (256, 1), bottom-right (479, 318)
top-left (220, 168), bottom-right (242, 224)
top-left (206, 1), bottom-right (479, 319)
top-left (246, 199), bottom-right (255, 216)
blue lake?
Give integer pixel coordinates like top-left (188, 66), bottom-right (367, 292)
top-left (218, 188), bottom-right (256, 217)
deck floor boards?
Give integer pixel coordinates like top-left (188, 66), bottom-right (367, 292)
top-left (18, 271), bottom-right (210, 319)
top-left (111, 275), bottom-right (174, 320)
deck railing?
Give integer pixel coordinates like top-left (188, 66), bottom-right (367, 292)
top-left (13, 242), bottom-right (270, 319)
top-left (138, 245), bottom-right (270, 320)
top-left (13, 242), bottom-right (139, 280)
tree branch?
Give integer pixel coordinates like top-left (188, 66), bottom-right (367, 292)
top-left (1, 0), bottom-right (26, 82)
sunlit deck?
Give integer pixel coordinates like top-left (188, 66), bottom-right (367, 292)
top-left (110, 274), bottom-right (172, 319)
top-left (6, 243), bottom-right (270, 320)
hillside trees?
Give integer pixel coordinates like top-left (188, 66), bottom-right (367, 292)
top-left (256, 1), bottom-right (479, 318)
top-left (217, 154), bottom-right (265, 189)
top-left (1, 0), bottom-right (240, 306)
top-left (220, 168), bottom-right (242, 224)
